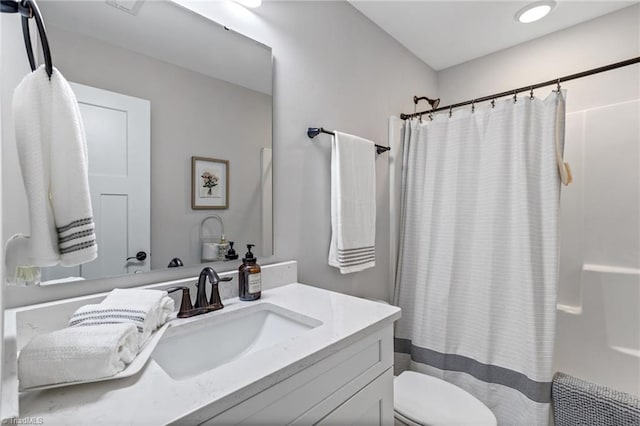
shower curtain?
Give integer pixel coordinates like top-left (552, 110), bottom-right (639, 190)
top-left (394, 92), bottom-right (566, 424)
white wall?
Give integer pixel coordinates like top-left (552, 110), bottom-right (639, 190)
top-left (170, 0), bottom-right (438, 302)
top-left (438, 5), bottom-right (640, 395)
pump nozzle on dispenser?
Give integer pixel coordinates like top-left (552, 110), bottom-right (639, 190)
top-left (244, 244), bottom-right (255, 261)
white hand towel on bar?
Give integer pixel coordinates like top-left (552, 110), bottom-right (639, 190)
top-left (68, 289), bottom-right (174, 346)
top-left (12, 65), bottom-right (97, 267)
top-left (18, 323), bottom-right (138, 390)
top-left (328, 131), bottom-right (376, 273)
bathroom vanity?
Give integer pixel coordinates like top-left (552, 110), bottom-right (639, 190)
top-left (3, 262), bottom-right (400, 424)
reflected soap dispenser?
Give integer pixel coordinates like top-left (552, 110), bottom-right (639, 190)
top-left (217, 235), bottom-right (229, 260)
top-left (225, 241), bottom-right (239, 260)
top-left (238, 244), bottom-right (261, 301)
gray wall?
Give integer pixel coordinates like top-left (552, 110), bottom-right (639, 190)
top-left (180, 1), bottom-right (438, 303)
top-left (5, 25), bottom-right (272, 271)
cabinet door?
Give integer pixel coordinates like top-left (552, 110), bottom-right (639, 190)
top-left (198, 328), bottom-right (393, 426)
top-left (317, 369), bottom-right (394, 426)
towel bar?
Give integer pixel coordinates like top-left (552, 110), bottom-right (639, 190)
top-left (307, 127), bottom-right (390, 155)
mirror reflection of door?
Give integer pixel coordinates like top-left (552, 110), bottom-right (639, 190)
top-left (42, 83), bottom-right (150, 281)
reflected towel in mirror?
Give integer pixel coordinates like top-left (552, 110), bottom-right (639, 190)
top-left (12, 66), bottom-right (97, 267)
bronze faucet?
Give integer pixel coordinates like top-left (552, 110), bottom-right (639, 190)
top-left (167, 267), bottom-right (232, 318)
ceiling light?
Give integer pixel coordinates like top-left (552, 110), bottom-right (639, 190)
top-left (234, 0), bottom-right (262, 8)
top-left (515, 1), bottom-right (555, 24)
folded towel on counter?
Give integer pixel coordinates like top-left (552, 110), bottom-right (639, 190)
top-left (102, 289), bottom-right (174, 330)
top-left (12, 66), bottom-right (97, 267)
top-left (328, 131), bottom-right (377, 274)
top-left (18, 323), bottom-right (138, 390)
top-left (69, 289), bottom-right (174, 345)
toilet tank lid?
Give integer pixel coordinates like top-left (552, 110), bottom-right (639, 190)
top-left (394, 371), bottom-right (497, 426)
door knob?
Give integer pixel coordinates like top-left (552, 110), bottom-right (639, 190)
top-left (127, 251), bottom-right (147, 262)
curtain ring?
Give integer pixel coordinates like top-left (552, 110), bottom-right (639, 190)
top-left (449, 106), bottom-right (453, 118)
top-left (556, 78), bottom-right (561, 92)
top-left (471, 100), bottom-right (475, 114)
top-left (428, 113), bottom-right (433, 121)
top-left (419, 112), bottom-right (423, 123)
top-left (513, 91), bottom-right (517, 103)
top-left (491, 99), bottom-right (495, 109)
top-left (529, 87), bottom-right (534, 100)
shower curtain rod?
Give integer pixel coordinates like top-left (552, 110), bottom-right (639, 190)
top-left (400, 56), bottom-right (640, 120)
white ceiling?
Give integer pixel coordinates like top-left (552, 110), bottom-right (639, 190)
top-left (349, 1), bottom-right (637, 70)
top-left (38, 0), bottom-right (273, 94)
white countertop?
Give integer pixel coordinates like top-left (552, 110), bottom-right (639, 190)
top-left (17, 283), bottom-right (400, 425)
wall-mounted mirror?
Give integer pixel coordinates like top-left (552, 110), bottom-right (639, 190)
top-left (3, 0), bottom-right (273, 284)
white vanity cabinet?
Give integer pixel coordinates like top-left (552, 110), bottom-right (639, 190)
top-left (196, 325), bottom-right (394, 425)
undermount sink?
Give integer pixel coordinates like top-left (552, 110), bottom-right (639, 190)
top-left (152, 302), bottom-right (322, 380)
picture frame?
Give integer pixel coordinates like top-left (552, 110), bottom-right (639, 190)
top-left (191, 156), bottom-right (229, 210)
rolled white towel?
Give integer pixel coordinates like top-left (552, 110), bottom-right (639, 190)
top-left (18, 323), bottom-right (138, 390)
top-left (102, 289), bottom-right (174, 329)
top-left (69, 303), bottom-right (153, 345)
top-left (69, 289), bottom-right (174, 345)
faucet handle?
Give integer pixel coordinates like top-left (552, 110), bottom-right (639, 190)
top-left (208, 281), bottom-right (225, 311)
top-left (218, 276), bottom-right (233, 282)
top-left (166, 286), bottom-right (194, 318)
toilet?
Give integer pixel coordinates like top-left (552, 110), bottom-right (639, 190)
top-left (393, 371), bottom-right (497, 426)
top-left (361, 298), bottom-right (496, 425)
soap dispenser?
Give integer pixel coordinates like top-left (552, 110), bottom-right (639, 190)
top-left (225, 241), bottom-right (239, 260)
top-left (238, 244), bottom-right (261, 301)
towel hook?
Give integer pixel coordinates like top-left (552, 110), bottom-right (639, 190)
top-left (17, 0), bottom-right (53, 78)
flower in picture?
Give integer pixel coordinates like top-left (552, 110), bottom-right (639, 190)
top-left (201, 171), bottom-right (219, 196)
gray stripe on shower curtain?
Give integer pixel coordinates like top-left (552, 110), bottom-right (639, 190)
top-left (395, 337), bottom-right (552, 403)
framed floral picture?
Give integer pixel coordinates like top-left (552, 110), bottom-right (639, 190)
top-left (191, 156), bottom-right (229, 209)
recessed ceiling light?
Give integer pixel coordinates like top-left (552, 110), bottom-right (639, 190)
top-left (515, 1), bottom-right (556, 24)
top-left (234, 0), bottom-right (262, 8)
